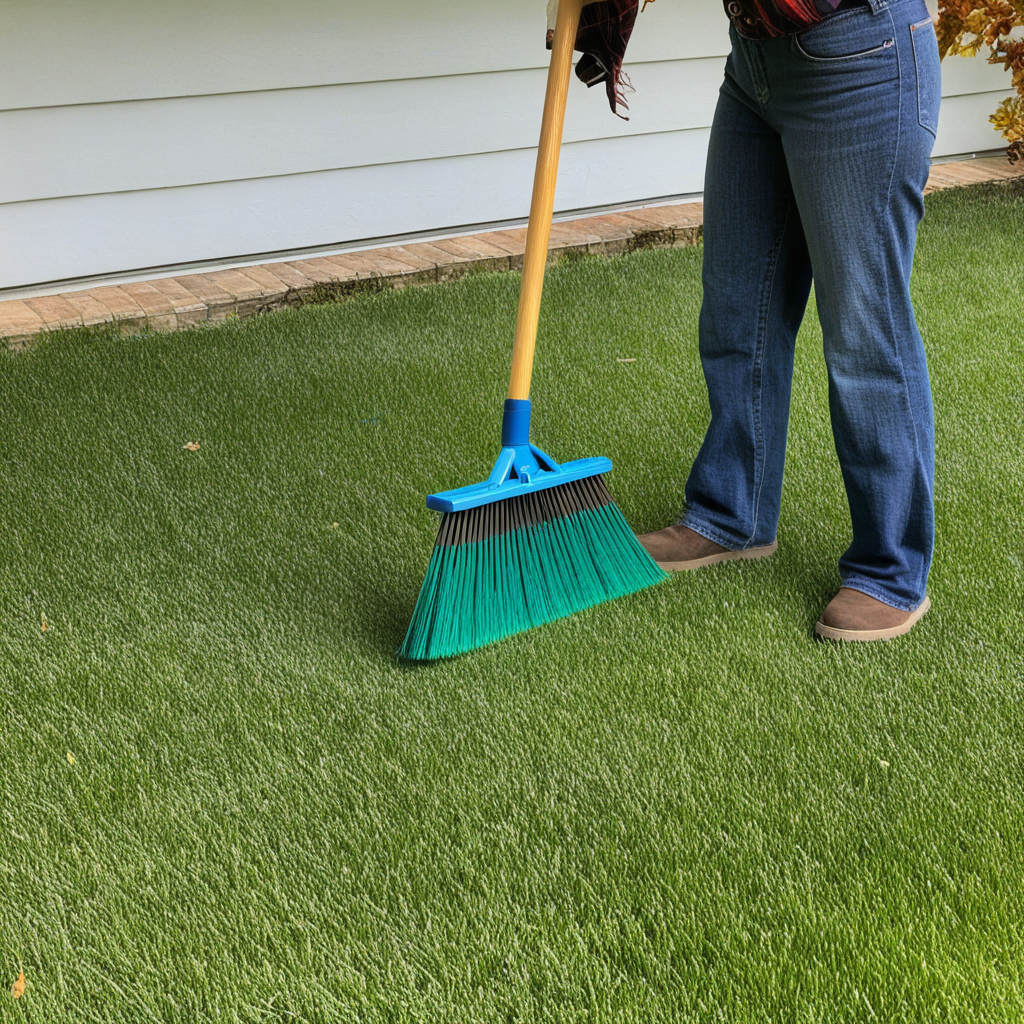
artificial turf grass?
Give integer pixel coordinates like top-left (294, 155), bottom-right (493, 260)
top-left (1, 180), bottom-right (1022, 1022)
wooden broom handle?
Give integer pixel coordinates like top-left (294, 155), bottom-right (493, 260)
top-left (507, 0), bottom-right (588, 401)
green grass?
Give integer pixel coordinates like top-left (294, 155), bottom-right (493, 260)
top-left (2, 180), bottom-right (1022, 1023)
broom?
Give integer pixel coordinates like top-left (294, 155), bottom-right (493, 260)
top-left (400, 0), bottom-right (665, 661)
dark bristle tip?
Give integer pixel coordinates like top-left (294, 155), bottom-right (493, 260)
top-left (433, 476), bottom-right (613, 548)
top-left (400, 474), bottom-right (666, 661)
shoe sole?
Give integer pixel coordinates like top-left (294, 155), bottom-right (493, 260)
top-left (655, 540), bottom-right (778, 572)
top-left (814, 595), bottom-right (931, 642)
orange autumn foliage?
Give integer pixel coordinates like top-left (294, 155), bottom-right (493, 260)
top-left (937, 0), bottom-right (1024, 162)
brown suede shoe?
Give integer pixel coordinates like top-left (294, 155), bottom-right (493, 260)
top-left (815, 587), bottom-right (930, 642)
top-left (636, 524), bottom-right (778, 571)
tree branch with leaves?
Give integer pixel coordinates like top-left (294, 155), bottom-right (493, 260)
top-left (937, 0), bottom-right (1024, 162)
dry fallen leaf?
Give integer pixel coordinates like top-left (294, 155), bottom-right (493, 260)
top-left (40, 613), bottom-right (48, 633)
top-left (66, 751), bottom-right (76, 765)
top-left (331, 522), bottom-right (339, 529)
top-left (879, 759), bottom-right (890, 768)
top-left (183, 441), bottom-right (201, 452)
top-left (616, 357), bottom-right (637, 364)
top-left (11, 972), bottom-right (25, 999)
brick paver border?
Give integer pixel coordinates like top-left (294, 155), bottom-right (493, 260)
top-left (2, 155), bottom-right (1020, 350)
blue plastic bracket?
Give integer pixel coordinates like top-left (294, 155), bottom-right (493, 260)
top-left (426, 399), bottom-right (612, 513)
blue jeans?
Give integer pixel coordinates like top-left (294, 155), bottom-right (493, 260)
top-left (682, 0), bottom-right (941, 611)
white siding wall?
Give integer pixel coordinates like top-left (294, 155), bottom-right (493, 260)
top-left (0, 0), bottom-right (1013, 291)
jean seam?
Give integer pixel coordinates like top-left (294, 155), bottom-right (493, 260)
top-left (678, 514), bottom-right (773, 553)
top-left (793, 33), bottom-right (894, 63)
top-left (747, 194), bottom-right (792, 549)
top-left (911, 21), bottom-right (939, 136)
top-left (882, 14), bottom-right (931, 602)
top-left (743, 40), bottom-right (771, 106)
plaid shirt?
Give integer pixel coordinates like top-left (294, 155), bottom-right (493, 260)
top-left (547, 0), bottom-right (641, 118)
top-left (548, 0), bottom-right (843, 118)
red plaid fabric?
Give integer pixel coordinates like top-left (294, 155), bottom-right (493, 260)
top-left (545, 0), bottom-right (849, 119)
top-left (547, 0), bottom-right (641, 119)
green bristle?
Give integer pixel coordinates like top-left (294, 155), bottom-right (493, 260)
top-left (399, 476), bottom-right (666, 661)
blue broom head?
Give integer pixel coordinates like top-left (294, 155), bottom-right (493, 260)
top-left (399, 400), bottom-right (666, 661)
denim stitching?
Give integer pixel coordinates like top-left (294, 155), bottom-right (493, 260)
top-left (883, 7), bottom-right (903, 206)
top-left (879, 7), bottom-right (932, 605)
top-left (755, 44), bottom-right (771, 105)
top-left (678, 515), bottom-right (752, 552)
top-left (910, 18), bottom-right (939, 136)
top-left (793, 33), bottom-right (894, 63)
top-left (742, 39), bottom-right (771, 106)
top-left (746, 194), bottom-right (793, 548)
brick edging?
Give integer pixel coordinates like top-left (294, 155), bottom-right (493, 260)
top-left (2, 155), bottom-right (1020, 350)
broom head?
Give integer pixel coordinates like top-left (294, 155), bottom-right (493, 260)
top-left (399, 400), bottom-right (666, 661)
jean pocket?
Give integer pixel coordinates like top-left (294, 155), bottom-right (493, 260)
top-left (794, 33), bottom-right (894, 61)
top-left (911, 17), bottom-right (941, 136)
top-left (794, 11), bottom-right (895, 62)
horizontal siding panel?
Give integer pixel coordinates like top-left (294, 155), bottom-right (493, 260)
top-left (0, 59), bottom-right (724, 205)
top-left (934, 90), bottom-right (1015, 156)
top-left (3, 50), bottom-right (1003, 210)
top-left (0, 130), bottom-right (711, 290)
top-left (0, 0), bottom-right (1010, 294)
top-left (940, 53), bottom-right (1016, 98)
top-left (0, 84), bottom-right (1008, 291)
top-left (0, 0), bottom-right (729, 111)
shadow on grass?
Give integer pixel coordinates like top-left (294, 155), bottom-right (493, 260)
top-left (271, 544), bottom-right (417, 663)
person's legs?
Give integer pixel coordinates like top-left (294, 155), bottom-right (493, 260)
top-left (677, 41), bottom-right (813, 552)
top-left (766, 0), bottom-right (939, 613)
top-left (643, 0), bottom-right (938, 635)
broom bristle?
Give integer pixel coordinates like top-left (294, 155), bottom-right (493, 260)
top-left (399, 475), bottom-right (666, 661)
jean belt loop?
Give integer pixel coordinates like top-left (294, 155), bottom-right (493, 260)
top-left (865, 0), bottom-right (889, 13)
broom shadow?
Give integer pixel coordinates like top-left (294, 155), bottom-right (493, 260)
top-left (274, 534), bottom-right (427, 662)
